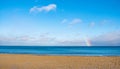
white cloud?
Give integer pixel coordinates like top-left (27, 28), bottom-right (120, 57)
top-left (100, 19), bottom-right (111, 25)
top-left (61, 19), bottom-right (68, 24)
top-left (61, 18), bottom-right (82, 28)
top-left (89, 22), bottom-right (95, 27)
top-left (70, 18), bottom-right (82, 25)
top-left (66, 18), bottom-right (82, 28)
top-left (61, 18), bottom-right (82, 25)
top-left (30, 4), bottom-right (57, 13)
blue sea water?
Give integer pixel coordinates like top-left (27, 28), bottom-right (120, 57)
top-left (0, 46), bottom-right (120, 56)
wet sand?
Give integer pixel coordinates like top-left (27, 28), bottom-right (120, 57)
top-left (0, 54), bottom-right (120, 69)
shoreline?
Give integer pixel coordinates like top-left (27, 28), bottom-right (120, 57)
top-left (0, 53), bottom-right (120, 56)
top-left (0, 54), bottom-right (120, 69)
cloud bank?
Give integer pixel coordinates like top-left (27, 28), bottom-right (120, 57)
top-left (0, 31), bottom-right (120, 46)
top-left (91, 31), bottom-right (120, 46)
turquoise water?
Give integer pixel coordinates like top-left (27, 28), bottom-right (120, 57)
top-left (0, 46), bottom-right (120, 56)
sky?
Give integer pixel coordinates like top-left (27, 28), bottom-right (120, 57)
top-left (0, 0), bottom-right (120, 46)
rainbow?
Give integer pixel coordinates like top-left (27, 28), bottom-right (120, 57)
top-left (84, 37), bottom-right (92, 46)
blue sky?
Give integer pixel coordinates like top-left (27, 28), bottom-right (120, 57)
top-left (0, 0), bottom-right (120, 46)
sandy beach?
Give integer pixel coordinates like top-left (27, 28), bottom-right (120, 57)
top-left (0, 54), bottom-right (120, 69)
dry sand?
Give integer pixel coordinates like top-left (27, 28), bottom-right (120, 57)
top-left (0, 54), bottom-right (120, 69)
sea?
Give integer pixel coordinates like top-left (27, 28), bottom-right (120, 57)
top-left (0, 46), bottom-right (120, 56)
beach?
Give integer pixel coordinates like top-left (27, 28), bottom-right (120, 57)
top-left (0, 54), bottom-right (120, 69)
